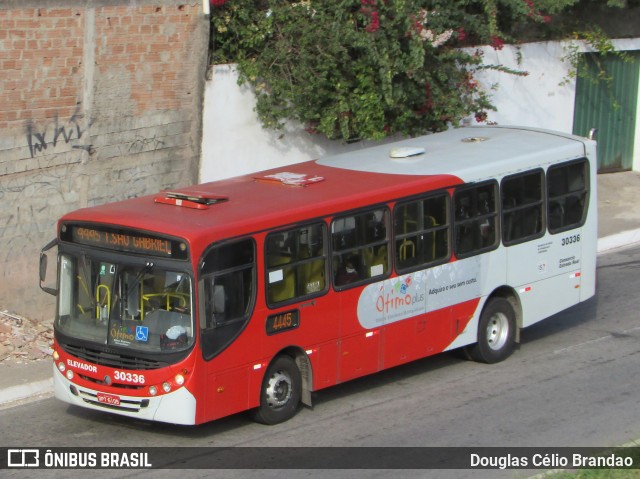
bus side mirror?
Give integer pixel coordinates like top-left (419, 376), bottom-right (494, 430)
top-left (40, 238), bottom-right (58, 296)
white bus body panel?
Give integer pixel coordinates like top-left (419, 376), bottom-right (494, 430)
top-left (328, 126), bottom-right (597, 338)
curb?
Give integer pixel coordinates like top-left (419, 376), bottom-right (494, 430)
top-left (597, 229), bottom-right (640, 254)
top-left (0, 378), bottom-right (53, 407)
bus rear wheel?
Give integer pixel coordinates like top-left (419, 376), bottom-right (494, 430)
top-left (251, 355), bottom-right (301, 425)
top-left (466, 297), bottom-right (516, 364)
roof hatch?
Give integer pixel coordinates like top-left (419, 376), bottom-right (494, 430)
top-left (389, 146), bottom-right (426, 158)
top-left (154, 191), bottom-right (228, 210)
top-left (255, 171), bottom-right (325, 187)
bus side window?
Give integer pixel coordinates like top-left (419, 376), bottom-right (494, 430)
top-left (332, 208), bottom-right (390, 289)
top-left (547, 159), bottom-right (589, 234)
top-left (453, 182), bottom-right (499, 258)
top-left (501, 169), bottom-right (545, 246)
top-left (394, 193), bottom-right (450, 272)
top-left (265, 223), bottom-right (327, 306)
top-left (200, 238), bottom-right (256, 360)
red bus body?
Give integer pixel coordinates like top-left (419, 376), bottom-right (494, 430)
top-left (46, 126), bottom-right (597, 425)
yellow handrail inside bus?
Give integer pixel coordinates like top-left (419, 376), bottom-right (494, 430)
top-left (399, 239), bottom-right (415, 261)
top-left (96, 284), bottom-right (111, 321)
top-left (143, 293), bottom-right (188, 309)
top-left (140, 292), bottom-right (189, 319)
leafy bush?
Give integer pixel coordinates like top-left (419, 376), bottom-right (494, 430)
top-left (210, 0), bottom-right (577, 141)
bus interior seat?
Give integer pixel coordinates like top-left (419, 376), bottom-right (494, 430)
top-left (363, 245), bottom-right (387, 278)
top-left (399, 239), bottom-right (415, 261)
top-left (300, 258), bottom-right (325, 294)
top-left (564, 196), bottom-right (583, 225)
top-left (213, 284), bottom-right (225, 315)
top-left (142, 309), bottom-right (191, 346)
top-left (521, 206), bottom-right (541, 237)
top-left (549, 202), bottom-right (564, 230)
top-left (268, 256), bottom-right (296, 303)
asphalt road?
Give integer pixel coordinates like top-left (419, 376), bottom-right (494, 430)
top-left (2, 244), bottom-right (640, 479)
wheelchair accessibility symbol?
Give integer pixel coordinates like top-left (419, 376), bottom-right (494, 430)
top-left (135, 325), bottom-right (149, 342)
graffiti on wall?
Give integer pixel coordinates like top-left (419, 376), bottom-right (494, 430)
top-left (25, 104), bottom-right (94, 158)
top-left (0, 164), bottom-right (77, 259)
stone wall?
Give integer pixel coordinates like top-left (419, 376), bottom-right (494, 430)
top-left (0, 0), bottom-right (209, 320)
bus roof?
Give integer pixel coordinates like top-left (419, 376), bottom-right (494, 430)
top-left (317, 125), bottom-right (588, 180)
top-left (62, 126), bottom-right (590, 253)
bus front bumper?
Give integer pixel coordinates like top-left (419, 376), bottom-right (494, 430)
top-left (53, 364), bottom-right (197, 425)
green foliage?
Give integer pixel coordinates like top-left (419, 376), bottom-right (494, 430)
top-left (209, 1), bottom-right (577, 141)
top-left (560, 26), bottom-right (633, 109)
top-left (561, 26), bottom-right (632, 85)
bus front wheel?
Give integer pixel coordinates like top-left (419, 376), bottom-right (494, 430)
top-left (251, 355), bottom-right (301, 425)
top-left (467, 297), bottom-right (516, 364)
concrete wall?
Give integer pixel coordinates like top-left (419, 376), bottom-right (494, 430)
top-left (0, 1), bottom-right (209, 320)
top-left (471, 38), bottom-right (640, 172)
top-left (200, 64), bottom-right (396, 182)
top-left (201, 39), bottom-right (640, 182)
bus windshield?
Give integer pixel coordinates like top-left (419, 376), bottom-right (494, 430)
top-left (56, 253), bottom-right (194, 353)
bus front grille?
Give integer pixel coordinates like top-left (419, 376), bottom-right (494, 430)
top-left (61, 343), bottom-right (166, 370)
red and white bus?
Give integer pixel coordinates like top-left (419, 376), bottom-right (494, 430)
top-left (40, 126), bottom-right (597, 425)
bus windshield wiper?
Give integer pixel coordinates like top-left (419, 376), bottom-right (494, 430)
top-left (80, 254), bottom-right (98, 314)
top-left (130, 261), bottom-right (154, 289)
top-left (123, 261), bottom-right (154, 317)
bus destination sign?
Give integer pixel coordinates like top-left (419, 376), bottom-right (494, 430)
top-left (66, 225), bottom-right (186, 259)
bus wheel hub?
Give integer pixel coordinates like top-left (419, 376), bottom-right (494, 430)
top-left (266, 371), bottom-right (292, 409)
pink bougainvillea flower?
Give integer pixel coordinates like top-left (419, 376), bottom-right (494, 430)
top-left (490, 36), bottom-right (504, 50)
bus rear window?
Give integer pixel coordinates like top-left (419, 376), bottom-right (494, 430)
top-left (502, 169), bottom-right (545, 245)
top-left (547, 159), bottom-right (589, 234)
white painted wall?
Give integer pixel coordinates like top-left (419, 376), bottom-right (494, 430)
top-left (200, 39), bottom-right (640, 182)
top-left (472, 39), bottom-right (640, 172)
top-left (471, 39), bottom-right (640, 131)
top-left (200, 64), bottom-right (394, 182)
top-left (469, 41), bottom-right (578, 132)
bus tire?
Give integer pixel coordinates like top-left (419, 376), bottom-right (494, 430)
top-left (467, 297), bottom-right (516, 364)
top-left (251, 355), bottom-right (301, 425)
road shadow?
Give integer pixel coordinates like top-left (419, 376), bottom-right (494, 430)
top-left (519, 295), bottom-right (598, 345)
top-left (62, 348), bottom-right (467, 441)
top-left (61, 273), bottom-right (616, 440)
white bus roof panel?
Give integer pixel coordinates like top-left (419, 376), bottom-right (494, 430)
top-left (316, 126), bottom-right (590, 183)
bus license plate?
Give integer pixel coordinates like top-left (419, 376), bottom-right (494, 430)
top-left (97, 392), bottom-right (121, 406)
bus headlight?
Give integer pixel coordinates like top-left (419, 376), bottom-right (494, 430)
top-left (174, 374), bottom-right (185, 386)
top-left (58, 362), bottom-right (66, 372)
top-left (66, 370), bottom-right (74, 380)
top-left (162, 382), bottom-right (171, 393)
top-left (149, 386), bottom-right (158, 396)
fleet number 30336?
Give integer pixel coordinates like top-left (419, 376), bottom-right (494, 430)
top-left (561, 234), bottom-right (580, 246)
top-left (114, 370), bottom-right (146, 384)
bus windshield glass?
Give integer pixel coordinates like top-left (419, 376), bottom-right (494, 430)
top-left (56, 253), bottom-right (194, 353)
